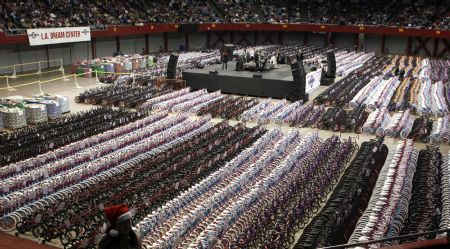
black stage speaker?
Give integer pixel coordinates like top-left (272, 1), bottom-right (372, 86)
top-left (167, 53), bottom-right (179, 79)
top-left (253, 73), bottom-right (262, 78)
top-left (320, 50), bottom-right (336, 86)
top-left (290, 85), bottom-right (308, 102)
top-left (209, 70), bottom-right (218, 75)
top-left (326, 50), bottom-right (336, 78)
top-left (289, 60), bottom-right (308, 102)
top-left (291, 60), bottom-right (306, 85)
top-left (236, 61), bottom-right (244, 71)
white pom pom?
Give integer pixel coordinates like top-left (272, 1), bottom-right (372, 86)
top-left (109, 229), bottom-right (119, 237)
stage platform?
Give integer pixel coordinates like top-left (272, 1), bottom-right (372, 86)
top-left (183, 63), bottom-right (305, 99)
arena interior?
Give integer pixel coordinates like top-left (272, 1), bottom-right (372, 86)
top-left (0, 0), bottom-right (450, 249)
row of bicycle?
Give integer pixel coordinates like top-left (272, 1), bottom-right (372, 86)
top-left (0, 107), bottom-right (146, 167)
top-left (315, 55), bottom-right (449, 117)
top-left (136, 129), bottom-right (357, 248)
top-left (2, 109), bottom-right (450, 248)
top-left (0, 114), bottom-right (265, 248)
top-left (296, 139), bottom-right (447, 248)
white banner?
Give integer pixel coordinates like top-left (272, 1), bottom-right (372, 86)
top-left (27, 27), bottom-right (91, 46)
top-left (305, 68), bottom-right (322, 94)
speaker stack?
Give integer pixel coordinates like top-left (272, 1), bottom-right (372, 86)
top-left (321, 50), bottom-right (336, 86)
top-left (166, 53), bottom-right (179, 80)
top-left (235, 60), bottom-right (244, 71)
top-left (326, 50), bottom-right (336, 77)
top-left (289, 59), bottom-right (308, 102)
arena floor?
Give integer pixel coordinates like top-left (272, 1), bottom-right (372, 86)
top-left (0, 71), bottom-right (449, 248)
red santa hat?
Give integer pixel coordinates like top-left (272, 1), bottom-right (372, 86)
top-left (104, 204), bottom-right (132, 237)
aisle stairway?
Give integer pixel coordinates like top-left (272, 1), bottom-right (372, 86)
top-left (287, 0), bottom-right (300, 22)
top-left (254, 0), bottom-right (265, 21)
top-left (287, 0), bottom-right (301, 21)
top-left (207, 0), bottom-right (226, 20)
top-left (298, 1), bottom-right (309, 21)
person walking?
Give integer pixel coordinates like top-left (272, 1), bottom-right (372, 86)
top-left (221, 50), bottom-right (229, 70)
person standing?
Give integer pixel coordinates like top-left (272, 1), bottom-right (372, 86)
top-left (221, 50), bottom-right (229, 70)
top-left (97, 204), bottom-right (142, 249)
top-left (270, 54), bottom-right (278, 69)
top-left (249, 48), bottom-right (255, 60)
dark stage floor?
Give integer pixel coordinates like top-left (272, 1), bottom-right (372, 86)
top-left (189, 63), bottom-right (295, 81)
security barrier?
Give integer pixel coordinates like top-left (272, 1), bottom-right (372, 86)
top-left (0, 59), bottom-right (70, 91)
top-left (0, 67), bottom-right (137, 94)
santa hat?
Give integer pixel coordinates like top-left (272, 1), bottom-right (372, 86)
top-left (104, 204), bottom-right (132, 237)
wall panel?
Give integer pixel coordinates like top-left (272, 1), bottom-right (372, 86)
top-left (96, 37), bottom-right (116, 58)
top-left (189, 33), bottom-right (206, 50)
top-left (334, 33), bottom-right (355, 50)
top-left (365, 34), bottom-right (382, 54)
top-left (121, 35), bottom-right (145, 55)
top-left (148, 33), bottom-right (164, 52)
top-left (0, 44), bottom-right (21, 74)
top-left (309, 33), bottom-right (326, 46)
top-left (72, 41), bottom-right (91, 61)
top-left (283, 32), bottom-right (304, 45)
top-left (411, 37), bottom-right (434, 57)
top-left (385, 35), bottom-right (407, 55)
top-left (167, 33), bottom-right (185, 51)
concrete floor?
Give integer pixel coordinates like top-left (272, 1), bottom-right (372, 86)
top-left (0, 70), bottom-right (101, 113)
top-left (1, 70), bottom-right (449, 248)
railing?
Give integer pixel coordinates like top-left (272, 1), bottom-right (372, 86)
top-left (322, 228), bottom-right (450, 249)
top-left (3, 29), bottom-right (27, 35)
top-left (0, 58), bottom-right (85, 92)
top-left (0, 66), bottom-right (142, 94)
top-left (0, 22), bottom-right (447, 45)
top-left (2, 22), bottom-right (447, 36)
top-left (3, 25), bottom-right (107, 36)
top-left (0, 59), bottom-right (70, 91)
top-left (0, 59), bottom-right (64, 77)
